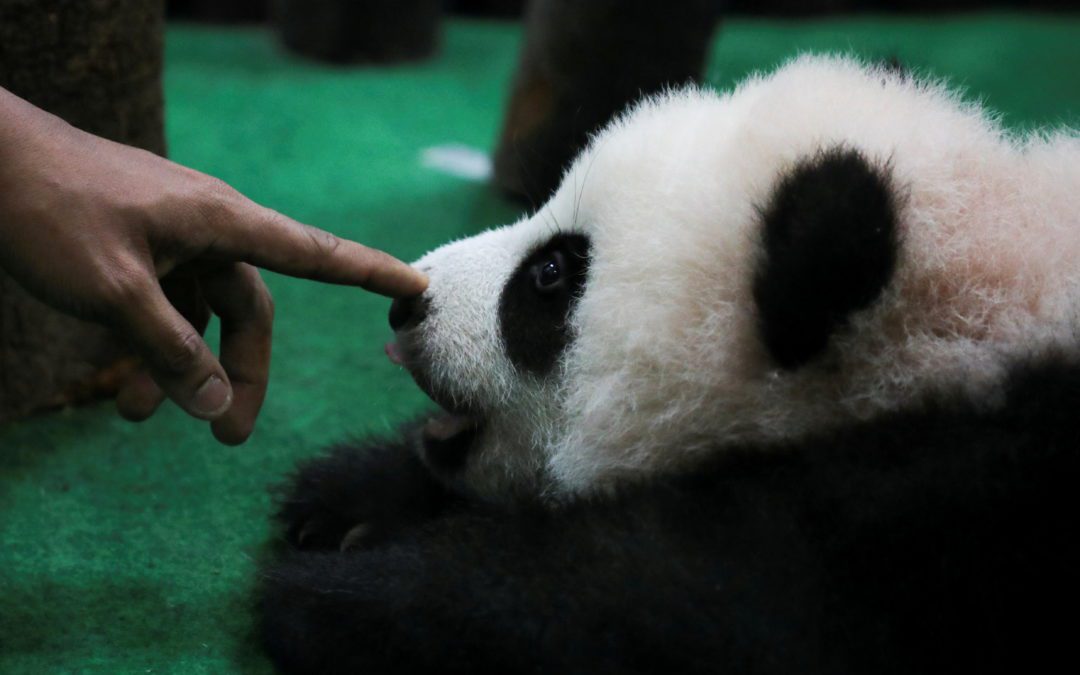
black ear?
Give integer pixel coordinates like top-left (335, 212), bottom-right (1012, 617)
top-left (753, 147), bottom-right (898, 370)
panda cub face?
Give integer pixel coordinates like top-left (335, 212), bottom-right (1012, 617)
top-left (388, 55), bottom-right (1080, 502)
top-left (388, 217), bottom-right (597, 501)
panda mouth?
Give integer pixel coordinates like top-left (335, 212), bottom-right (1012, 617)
top-left (385, 341), bottom-right (484, 466)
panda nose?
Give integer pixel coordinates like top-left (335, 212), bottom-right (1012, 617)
top-left (388, 295), bottom-right (429, 331)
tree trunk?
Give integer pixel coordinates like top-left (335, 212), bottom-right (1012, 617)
top-left (0, 0), bottom-right (165, 422)
top-left (492, 0), bottom-right (719, 204)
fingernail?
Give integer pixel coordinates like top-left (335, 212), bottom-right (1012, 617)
top-left (192, 375), bottom-right (232, 418)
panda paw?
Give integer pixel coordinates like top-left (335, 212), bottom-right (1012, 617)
top-left (275, 431), bottom-right (451, 552)
top-left (283, 505), bottom-right (368, 552)
top-left (290, 517), bottom-right (372, 552)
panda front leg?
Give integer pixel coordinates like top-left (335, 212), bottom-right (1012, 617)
top-left (257, 503), bottom-right (753, 675)
top-left (274, 424), bottom-right (456, 552)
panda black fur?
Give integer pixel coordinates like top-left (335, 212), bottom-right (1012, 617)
top-left (259, 55), bottom-right (1080, 673)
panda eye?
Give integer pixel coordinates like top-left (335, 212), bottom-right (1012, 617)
top-left (533, 251), bottom-right (566, 292)
top-left (500, 233), bottom-right (591, 374)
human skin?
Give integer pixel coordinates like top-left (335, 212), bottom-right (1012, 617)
top-left (0, 86), bottom-right (427, 445)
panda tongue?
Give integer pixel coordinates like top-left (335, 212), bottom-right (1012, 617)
top-left (423, 411), bottom-right (476, 442)
top-left (384, 341), bottom-right (405, 366)
top-left (384, 341), bottom-right (477, 442)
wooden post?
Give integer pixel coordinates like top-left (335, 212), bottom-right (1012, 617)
top-left (0, 0), bottom-right (166, 422)
top-left (493, 0), bottom-right (719, 204)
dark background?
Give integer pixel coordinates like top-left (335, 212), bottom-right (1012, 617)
top-left (166, 0), bottom-right (1078, 23)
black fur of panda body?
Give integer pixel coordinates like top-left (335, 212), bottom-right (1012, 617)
top-left (260, 359), bottom-right (1080, 674)
top-left (257, 56), bottom-right (1080, 673)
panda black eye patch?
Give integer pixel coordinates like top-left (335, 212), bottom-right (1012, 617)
top-left (499, 234), bottom-right (591, 375)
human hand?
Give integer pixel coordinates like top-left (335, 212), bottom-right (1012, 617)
top-left (0, 88), bottom-right (427, 444)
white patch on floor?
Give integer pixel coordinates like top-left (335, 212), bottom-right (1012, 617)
top-left (420, 144), bottom-right (493, 181)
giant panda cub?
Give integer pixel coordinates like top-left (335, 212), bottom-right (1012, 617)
top-left (259, 55), bottom-right (1080, 674)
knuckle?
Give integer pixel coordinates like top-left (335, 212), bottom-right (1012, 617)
top-left (158, 329), bottom-right (205, 376)
top-left (202, 175), bottom-right (236, 200)
top-left (194, 177), bottom-right (240, 228)
top-left (100, 266), bottom-right (154, 314)
top-left (317, 228), bottom-right (342, 256)
top-left (304, 226), bottom-right (343, 273)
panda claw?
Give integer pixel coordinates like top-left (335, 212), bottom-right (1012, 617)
top-left (294, 519), bottom-right (319, 549)
top-left (340, 523), bottom-right (373, 552)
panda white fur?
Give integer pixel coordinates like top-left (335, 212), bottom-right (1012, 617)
top-left (389, 53), bottom-right (1080, 502)
top-left (259, 55), bottom-right (1080, 674)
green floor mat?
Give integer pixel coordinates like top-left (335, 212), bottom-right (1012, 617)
top-left (2, 14), bottom-right (1077, 674)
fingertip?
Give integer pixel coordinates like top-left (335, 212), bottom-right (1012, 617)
top-left (378, 261), bottom-right (429, 299)
top-left (209, 383), bottom-right (265, 446)
top-left (396, 269), bottom-right (429, 298)
top-left (116, 395), bottom-right (156, 422)
top-left (410, 269), bottom-right (430, 294)
top-left (211, 415), bottom-right (254, 446)
top-left (187, 374), bottom-right (233, 420)
top-left (116, 370), bottom-right (166, 422)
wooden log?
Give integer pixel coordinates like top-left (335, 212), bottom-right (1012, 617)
top-left (273, 0), bottom-right (442, 65)
top-left (0, 0), bottom-right (165, 422)
top-left (493, 0), bottom-right (719, 204)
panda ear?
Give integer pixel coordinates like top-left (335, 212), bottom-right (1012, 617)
top-left (752, 147), bottom-right (898, 370)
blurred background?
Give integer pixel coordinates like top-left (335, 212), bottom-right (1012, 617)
top-left (161, 0), bottom-right (1079, 203)
top-left (0, 1), bottom-right (1077, 673)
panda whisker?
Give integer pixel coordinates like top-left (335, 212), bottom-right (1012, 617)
top-left (539, 204), bottom-right (561, 237)
top-left (572, 136), bottom-right (607, 229)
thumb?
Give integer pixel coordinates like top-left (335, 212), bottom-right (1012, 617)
top-left (114, 279), bottom-right (233, 420)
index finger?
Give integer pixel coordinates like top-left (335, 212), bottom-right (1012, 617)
top-left (206, 194), bottom-right (428, 298)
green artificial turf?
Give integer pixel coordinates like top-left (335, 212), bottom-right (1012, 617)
top-left (1, 13), bottom-right (1078, 674)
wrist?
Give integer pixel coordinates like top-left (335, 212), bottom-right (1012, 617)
top-left (0, 85), bottom-right (70, 185)
top-left (0, 88), bottom-right (63, 263)
top-left (0, 89), bottom-right (21, 252)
